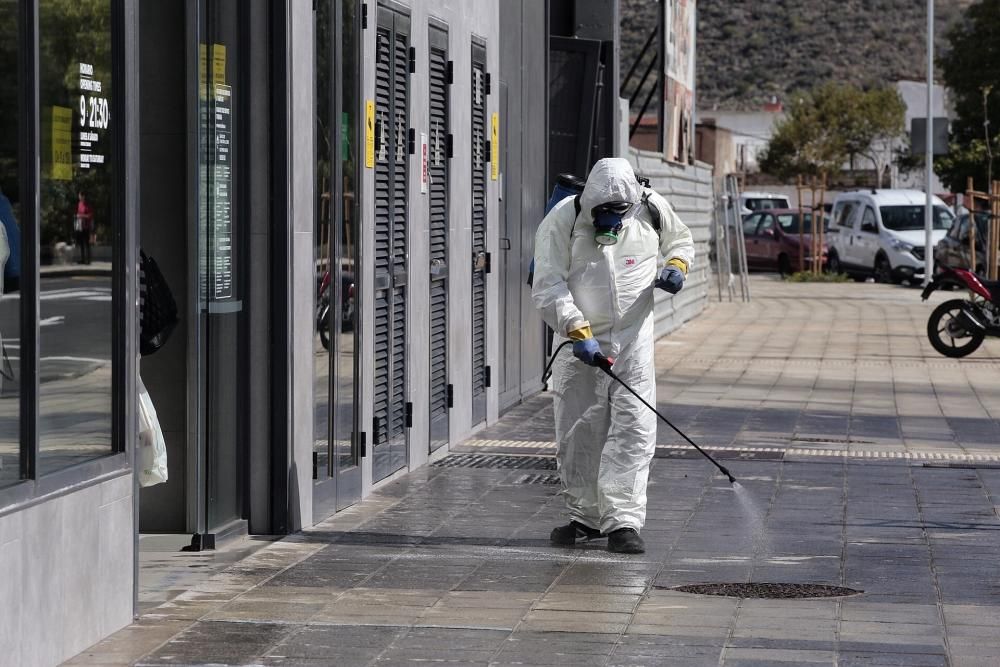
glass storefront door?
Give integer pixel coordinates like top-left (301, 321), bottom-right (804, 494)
top-left (191, 0), bottom-right (247, 540)
top-left (313, 0), bottom-right (362, 520)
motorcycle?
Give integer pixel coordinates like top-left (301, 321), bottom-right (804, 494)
top-left (317, 269), bottom-right (355, 350)
top-left (921, 266), bottom-right (1000, 357)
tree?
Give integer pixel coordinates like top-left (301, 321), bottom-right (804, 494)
top-left (759, 83), bottom-right (906, 186)
top-left (841, 87), bottom-right (907, 188)
top-left (936, 0), bottom-right (1000, 191)
top-left (758, 84), bottom-right (849, 180)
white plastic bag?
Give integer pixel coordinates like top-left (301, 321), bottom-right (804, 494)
top-left (137, 377), bottom-right (168, 487)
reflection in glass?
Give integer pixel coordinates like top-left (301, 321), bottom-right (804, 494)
top-left (0, 0), bottom-right (20, 485)
top-left (336, 0), bottom-right (359, 471)
top-left (38, 0), bottom-right (114, 471)
top-left (314, 0), bottom-right (332, 475)
top-left (315, 0), bottom-right (360, 484)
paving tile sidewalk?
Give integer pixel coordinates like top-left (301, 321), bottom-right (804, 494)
top-left (68, 278), bottom-right (1000, 666)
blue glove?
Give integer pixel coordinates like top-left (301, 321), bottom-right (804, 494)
top-left (572, 338), bottom-right (602, 366)
top-left (656, 266), bottom-right (685, 294)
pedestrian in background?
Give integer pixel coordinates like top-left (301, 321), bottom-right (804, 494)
top-left (74, 190), bottom-right (94, 265)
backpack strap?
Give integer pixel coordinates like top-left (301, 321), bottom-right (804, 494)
top-left (570, 194), bottom-right (582, 236)
top-left (641, 189), bottom-right (662, 232)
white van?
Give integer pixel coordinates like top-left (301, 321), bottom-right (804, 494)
top-left (739, 192), bottom-right (790, 217)
top-left (825, 189), bottom-right (955, 283)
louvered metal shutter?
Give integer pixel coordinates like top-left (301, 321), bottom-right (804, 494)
top-left (373, 7), bottom-right (409, 482)
top-left (470, 42), bottom-right (488, 425)
top-left (428, 24), bottom-right (450, 452)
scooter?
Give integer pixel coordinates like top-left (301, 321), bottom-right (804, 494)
top-left (921, 266), bottom-right (1000, 358)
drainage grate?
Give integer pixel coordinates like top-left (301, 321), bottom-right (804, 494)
top-left (655, 448), bottom-right (784, 461)
top-left (431, 453), bottom-right (556, 470)
top-left (791, 437), bottom-right (876, 445)
top-left (665, 583), bottom-right (862, 599)
top-left (513, 473), bottom-right (561, 485)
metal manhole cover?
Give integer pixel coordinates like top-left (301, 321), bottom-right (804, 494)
top-left (431, 453), bottom-right (556, 470)
top-left (665, 583), bottom-right (862, 599)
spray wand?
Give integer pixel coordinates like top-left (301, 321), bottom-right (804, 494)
top-left (541, 343), bottom-right (736, 483)
top-left (594, 353), bottom-right (737, 484)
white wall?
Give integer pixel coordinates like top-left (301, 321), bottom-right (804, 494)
top-left (628, 148), bottom-right (714, 337)
top-left (0, 475), bottom-right (134, 667)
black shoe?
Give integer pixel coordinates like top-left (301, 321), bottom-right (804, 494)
top-left (550, 521), bottom-right (604, 546)
top-left (607, 528), bottom-right (645, 554)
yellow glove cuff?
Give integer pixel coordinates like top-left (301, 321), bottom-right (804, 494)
top-left (667, 258), bottom-right (689, 275)
top-left (567, 325), bottom-right (593, 341)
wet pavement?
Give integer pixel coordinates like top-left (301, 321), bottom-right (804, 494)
top-left (67, 277), bottom-right (1000, 666)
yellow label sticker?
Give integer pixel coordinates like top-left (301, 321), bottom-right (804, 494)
top-left (47, 106), bottom-right (73, 180)
top-left (365, 100), bottom-right (375, 169)
top-left (212, 44), bottom-right (226, 85)
top-left (490, 112), bottom-right (499, 181)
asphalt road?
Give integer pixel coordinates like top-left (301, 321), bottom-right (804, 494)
top-left (1, 276), bottom-right (112, 387)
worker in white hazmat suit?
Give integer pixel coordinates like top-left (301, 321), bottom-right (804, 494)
top-left (531, 157), bottom-right (695, 554)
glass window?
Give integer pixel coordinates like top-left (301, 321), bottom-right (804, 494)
top-left (776, 212), bottom-right (814, 233)
top-left (742, 213), bottom-right (761, 237)
top-left (336, 0), bottom-right (360, 473)
top-left (879, 205), bottom-right (955, 231)
top-left (38, 0), bottom-right (115, 472)
top-left (861, 207), bottom-right (878, 233)
top-left (834, 202), bottom-right (856, 228)
top-left (757, 214), bottom-right (775, 234)
top-left (0, 0), bottom-right (20, 486)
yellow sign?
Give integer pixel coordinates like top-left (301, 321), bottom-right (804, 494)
top-left (43, 106), bottom-right (73, 181)
top-left (365, 100), bottom-right (375, 169)
top-left (490, 112), bottom-right (499, 181)
top-left (199, 44), bottom-right (226, 96)
top-left (213, 44), bottom-right (226, 85)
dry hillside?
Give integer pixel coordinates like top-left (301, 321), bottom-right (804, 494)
top-left (621, 0), bottom-right (973, 112)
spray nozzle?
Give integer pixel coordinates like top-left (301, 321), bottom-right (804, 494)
top-left (594, 353), bottom-right (615, 372)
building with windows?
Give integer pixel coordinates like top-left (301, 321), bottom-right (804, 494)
top-left (1, 1), bottom-right (713, 664)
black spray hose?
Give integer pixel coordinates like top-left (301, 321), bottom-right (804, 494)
top-left (540, 344), bottom-right (736, 483)
top-left (541, 340), bottom-right (573, 389)
top-left (594, 353), bottom-right (737, 484)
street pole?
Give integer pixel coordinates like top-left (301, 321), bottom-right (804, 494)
top-left (924, 0), bottom-right (935, 285)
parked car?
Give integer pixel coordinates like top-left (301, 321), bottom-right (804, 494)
top-left (825, 190), bottom-right (955, 283)
top-left (934, 211), bottom-right (993, 275)
top-left (737, 208), bottom-right (827, 275)
top-left (739, 191), bottom-right (791, 218)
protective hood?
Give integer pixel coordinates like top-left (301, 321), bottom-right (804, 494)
top-left (579, 158), bottom-right (642, 215)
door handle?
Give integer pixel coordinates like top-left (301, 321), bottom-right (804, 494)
top-left (429, 259), bottom-right (447, 277)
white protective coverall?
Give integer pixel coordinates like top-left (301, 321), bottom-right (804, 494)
top-left (531, 158), bottom-right (695, 533)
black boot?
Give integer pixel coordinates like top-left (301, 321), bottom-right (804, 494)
top-left (550, 520), bottom-right (604, 546)
top-left (607, 527), bottom-right (645, 554)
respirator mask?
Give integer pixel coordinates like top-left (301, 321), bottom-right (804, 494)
top-left (592, 201), bottom-right (635, 246)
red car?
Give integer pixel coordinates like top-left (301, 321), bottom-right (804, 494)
top-left (738, 208), bottom-right (828, 275)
